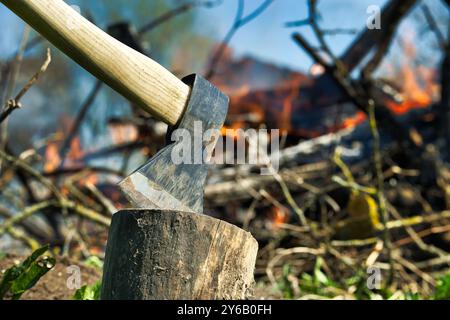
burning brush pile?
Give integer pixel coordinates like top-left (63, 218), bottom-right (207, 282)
top-left (1, 0), bottom-right (450, 300)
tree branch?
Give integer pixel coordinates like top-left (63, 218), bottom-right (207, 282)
top-left (205, 0), bottom-right (274, 79)
top-left (0, 48), bottom-right (52, 124)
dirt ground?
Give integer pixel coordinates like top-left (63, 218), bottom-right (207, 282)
top-left (1, 253), bottom-right (276, 300)
top-left (0, 254), bottom-right (101, 300)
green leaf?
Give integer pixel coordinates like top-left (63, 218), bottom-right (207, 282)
top-left (0, 265), bottom-right (20, 299)
top-left (433, 274), bottom-right (450, 300)
top-left (10, 256), bottom-right (55, 300)
top-left (404, 292), bottom-right (422, 300)
top-left (20, 245), bottom-right (49, 270)
top-left (276, 264), bottom-right (295, 299)
top-left (313, 257), bottom-right (335, 287)
top-left (83, 256), bottom-right (103, 270)
top-left (73, 281), bottom-right (101, 300)
top-left (0, 245), bottom-right (53, 300)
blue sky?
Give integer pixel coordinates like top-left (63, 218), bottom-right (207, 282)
top-left (0, 0), bottom-right (391, 72)
top-left (193, 0), bottom-right (388, 71)
top-left (0, 0), bottom-right (447, 73)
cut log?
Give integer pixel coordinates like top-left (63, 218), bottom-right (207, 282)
top-left (101, 209), bottom-right (258, 300)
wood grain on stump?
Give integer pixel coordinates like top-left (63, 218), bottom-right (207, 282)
top-left (101, 210), bottom-right (258, 300)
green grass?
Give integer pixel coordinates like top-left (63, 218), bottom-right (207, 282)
top-left (73, 281), bottom-right (102, 300)
top-left (276, 258), bottom-right (450, 300)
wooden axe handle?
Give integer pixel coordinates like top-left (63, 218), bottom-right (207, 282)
top-left (1, 0), bottom-right (190, 126)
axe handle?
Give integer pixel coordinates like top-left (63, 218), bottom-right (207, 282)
top-left (1, 0), bottom-right (190, 126)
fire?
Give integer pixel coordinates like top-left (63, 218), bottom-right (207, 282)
top-left (221, 99), bottom-right (265, 138)
top-left (387, 66), bottom-right (434, 114)
top-left (385, 38), bottom-right (438, 115)
top-left (46, 111), bottom-right (131, 176)
top-left (44, 132), bottom-right (89, 171)
top-left (341, 111), bottom-right (367, 129)
top-left (108, 123), bottom-right (139, 145)
top-left (44, 141), bottom-right (61, 172)
top-left (66, 137), bottom-right (84, 161)
top-left (210, 39), bottom-right (441, 146)
top-left (44, 135), bottom-right (99, 186)
top-left (221, 124), bottom-right (244, 138)
top-left (270, 206), bottom-right (288, 227)
top-left (279, 75), bottom-right (303, 133)
top-left (81, 173), bottom-right (98, 187)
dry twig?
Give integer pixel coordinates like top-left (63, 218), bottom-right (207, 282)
top-left (0, 48), bottom-right (52, 124)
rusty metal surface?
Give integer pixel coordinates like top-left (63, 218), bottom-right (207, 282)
top-left (119, 74), bottom-right (229, 213)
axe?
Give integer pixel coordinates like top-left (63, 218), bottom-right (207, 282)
top-left (1, 0), bottom-right (228, 214)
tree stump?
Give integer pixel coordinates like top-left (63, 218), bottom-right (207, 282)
top-left (101, 209), bottom-right (258, 300)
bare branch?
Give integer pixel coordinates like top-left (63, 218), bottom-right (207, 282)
top-left (58, 80), bottom-right (102, 165)
top-left (138, 0), bottom-right (223, 35)
top-left (421, 4), bottom-right (446, 50)
top-left (0, 48), bottom-right (52, 124)
top-left (205, 0), bottom-right (274, 79)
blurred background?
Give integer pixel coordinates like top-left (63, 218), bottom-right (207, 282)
top-left (0, 0), bottom-right (449, 300)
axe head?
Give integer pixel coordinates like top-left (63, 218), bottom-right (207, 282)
top-left (119, 74), bottom-right (229, 213)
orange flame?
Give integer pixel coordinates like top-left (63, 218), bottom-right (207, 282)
top-left (108, 123), bottom-right (139, 145)
top-left (66, 137), bottom-right (84, 161)
top-left (342, 111), bottom-right (367, 129)
top-left (270, 207), bottom-right (288, 228)
top-left (44, 142), bottom-right (61, 172)
top-left (385, 39), bottom-right (438, 114)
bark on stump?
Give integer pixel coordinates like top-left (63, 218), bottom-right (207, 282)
top-left (101, 209), bottom-right (258, 300)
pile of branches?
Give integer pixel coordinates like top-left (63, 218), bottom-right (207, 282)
top-left (0, 0), bottom-right (449, 300)
top-left (205, 0), bottom-right (450, 299)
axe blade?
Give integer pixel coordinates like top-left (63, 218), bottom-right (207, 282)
top-left (119, 74), bottom-right (229, 213)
